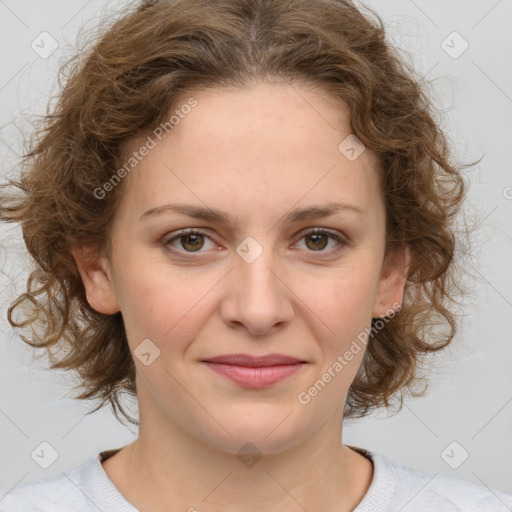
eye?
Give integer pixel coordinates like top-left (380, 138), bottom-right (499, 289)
top-left (163, 229), bottom-right (217, 254)
top-left (293, 227), bottom-right (348, 255)
top-left (163, 227), bottom-right (348, 257)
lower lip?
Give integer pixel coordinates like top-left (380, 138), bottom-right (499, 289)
top-left (202, 362), bottom-right (305, 388)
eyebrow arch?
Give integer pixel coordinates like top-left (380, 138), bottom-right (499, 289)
top-left (139, 200), bottom-right (366, 226)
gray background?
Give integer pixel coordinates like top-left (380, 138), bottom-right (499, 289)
top-left (1, 0), bottom-right (511, 496)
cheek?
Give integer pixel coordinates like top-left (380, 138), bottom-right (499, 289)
top-left (297, 262), bottom-right (379, 348)
top-left (116, 261), bottom-right (220, 347)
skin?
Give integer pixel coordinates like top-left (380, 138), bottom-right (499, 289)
top-left (72, 81), bottom-right (409, 512)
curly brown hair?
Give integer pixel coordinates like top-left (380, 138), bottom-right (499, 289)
top-left (0, 0), bottom-right (480, 427)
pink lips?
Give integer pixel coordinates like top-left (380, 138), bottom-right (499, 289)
top-left (201, 353), bottom-right (306, 388)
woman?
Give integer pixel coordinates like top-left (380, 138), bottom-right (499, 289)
top-left (0, 0), bottom-right (510, 510)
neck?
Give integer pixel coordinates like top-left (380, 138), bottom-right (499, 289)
top-left (102, 411), bottom-right (373, 512)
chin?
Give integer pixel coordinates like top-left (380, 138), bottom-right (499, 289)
top-left (198, 412), bottom-right (309, 457)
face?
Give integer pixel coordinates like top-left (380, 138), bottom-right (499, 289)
top-left (73, 81), bottom-right (408, 455)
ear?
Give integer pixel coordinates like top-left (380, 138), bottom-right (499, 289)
top-left (371, 245), bottom-right (410, 318)
top-left (70, 245), bottom-right (120, 315)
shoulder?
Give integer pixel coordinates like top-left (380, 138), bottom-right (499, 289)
top-left (0, 456), bottom-right (97, 512)
top-left (362, 448), bottom-right (512, 511)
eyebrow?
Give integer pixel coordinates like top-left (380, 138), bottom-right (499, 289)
top-left (140, 200), bottom-right (366, 226)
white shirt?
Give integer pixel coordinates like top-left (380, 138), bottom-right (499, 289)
top-left (1, 446), bottom-right (511, 511)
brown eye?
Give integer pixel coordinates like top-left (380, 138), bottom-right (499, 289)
top-left (305, 232), bottom-right (329, 251)
top-left (164, 229), bottom-right (215, 254)
top-left (295, 228), bottom-right (348, 255)
top-left (179, 232), bottom-right (205, 252)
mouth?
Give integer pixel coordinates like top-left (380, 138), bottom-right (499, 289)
top-left (201, 353), bottom-right (308, 388)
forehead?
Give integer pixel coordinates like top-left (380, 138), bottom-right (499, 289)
top-left (169, 81), bottom-right (354, 158)
top-left (118, 81), bottom-right (383, 224)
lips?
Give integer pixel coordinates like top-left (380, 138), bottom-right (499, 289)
top-left (201, 353), bottom-right (307, 388)
top-left (201, 353), bottom-right (305, 367)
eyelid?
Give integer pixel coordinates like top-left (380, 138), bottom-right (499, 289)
top-left (163, 228), bottom-right (219, 254)
top-left (293, 226), bottom-right (350, 255)
top-left (163, 226), bottom-right (349, 256)
top-left (298, 226), bottom-right (348, 243)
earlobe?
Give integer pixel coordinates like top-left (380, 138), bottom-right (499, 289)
top-left (372, 245), bottom-right (410, 318)
top-left (71, 246), bottom-right (120, 315)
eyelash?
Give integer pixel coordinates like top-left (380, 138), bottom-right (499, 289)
top-left (163, 227), bottom-right (349, 257)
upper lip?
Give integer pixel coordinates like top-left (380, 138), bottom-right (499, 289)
top-left (201, 353), bottom-right (306, 367)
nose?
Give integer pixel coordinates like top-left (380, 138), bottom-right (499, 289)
top-left (220, 247), bottom-right (295, 336)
